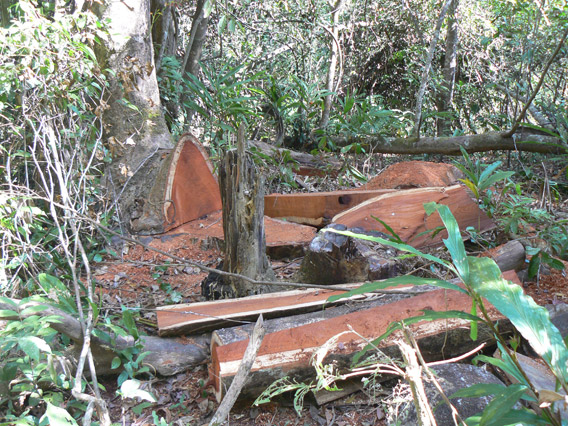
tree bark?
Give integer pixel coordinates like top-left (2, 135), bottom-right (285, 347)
top-left (181, 0), bottom-right (210, 78)
top-left (435, 0), bottom-right (459, 136)
top-left (318, 0), bottom-right (344, 129)
top-left (329, 131), bottom-right (568, 155)
top-left (412, 0), bottom-right (453, 137)
top-left (218, 126), bottom-right (276, 298)
top-left (92, 0), bottom-right (174, 233)
top-left (151, 0), bottom-right (177, 72)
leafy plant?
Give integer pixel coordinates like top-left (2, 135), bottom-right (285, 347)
top-left (454, 147), bottom-right (515, 208)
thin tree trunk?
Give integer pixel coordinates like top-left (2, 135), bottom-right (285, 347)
top-left (435, 0), bottom-right (458, 136)
top-left (181, 0), bottom-right (210, 78)
top-left (319, 0), bottom-right (344, 129)
top-left (412, 0), bottom-right (453, 138)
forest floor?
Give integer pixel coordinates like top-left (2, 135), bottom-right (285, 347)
top-left (93, 152), bottom-right (568, 425)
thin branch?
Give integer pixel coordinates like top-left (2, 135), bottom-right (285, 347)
top-left (503, 26), bottom-right (568, 138)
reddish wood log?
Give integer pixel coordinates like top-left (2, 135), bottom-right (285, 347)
top-left (163, 134), bottom-right (222, 232)
top-left (264, 189), bottom-right (395, 227)
top-left (333, 185), bottom-right (494, 248)
top-left (210, 272), bottom-right (520, 402)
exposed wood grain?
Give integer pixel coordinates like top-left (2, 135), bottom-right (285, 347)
top-left (264, 189), bottom-right (395, 227)
top-left (333, 185), bottom-right (494, 248)
top-left (163, 134), bottom-right (222, 231)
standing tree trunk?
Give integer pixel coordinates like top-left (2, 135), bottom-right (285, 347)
top-left (181, 0), bottom-right (211, 78)
top-left (435, 0), bottom-right (458, 136)
top-left (217, 126), bottom-right (276, 298)
top-left (411, 0), bottom-right (453, 138)
top-left (91, 0), bottom-right (175, 234)
top-left (318, 0), bottom-right (344, 129)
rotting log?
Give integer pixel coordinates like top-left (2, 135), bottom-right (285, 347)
top-left (213, 126), bottom-right (276, 299)
top-left (210, 281), bottom-right (517, 402)
top-left (264, 189), bottom-right (395, 227)
top-left (333, 185), bottom-right (494, 248)
top-left (0, 298), bottom-right (209, 377)
top-left (249, 139), bottom-right (342, 176)
top-left (328, 131), bottom-right (568, 155)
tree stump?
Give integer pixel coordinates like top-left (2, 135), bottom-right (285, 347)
top-left (205, 126), bottom-right (275, 299)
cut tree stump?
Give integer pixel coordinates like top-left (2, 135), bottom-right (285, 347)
top-left (210, 276), bottom-right (517, 402)
top-left (357, 161), bottom-right (463, 190)
top-left (333, 185), bottom-right (494, 248)
top-left (212, 126), bottom-right (275, 299)
top-left (299, 223), bottom-right (399, 285)
top-left (482, 240), bottom-right (526, 272)
top-left (264, 189), bottom-right (395, 227)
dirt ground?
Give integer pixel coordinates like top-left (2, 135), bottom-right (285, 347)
top-left (92, 153), bottom-right (568, 425)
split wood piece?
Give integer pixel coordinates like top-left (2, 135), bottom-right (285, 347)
top-left (157, 284), bottom-right (369, 336)
top-left (163, 134), bottom-right (222, 232)
top-left (249, 140), bottom-right (341, 177)
top-left (170, 210), bottom-right (316, 260)
top-left (357, 161), bottom-right (463, 190)
top-left (264, 189), bottom-right (395, 227)
top-left (210, 271), bottom-right (520, 402)
top-left (211, 270), bottom-right (522, 348)
top-left (333, 185), bottom-right (494, 248)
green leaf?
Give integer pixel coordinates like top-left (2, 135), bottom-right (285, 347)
top-left (0, 309), bottom-right (18, 318)
top-left (19, 336), bottom-right (51, 361)
top-left (470, 299), bottom-right (478, 340)
top-left (469, 257), bottom-right (568, 384)
top-left (424, 203), bottom-right (469, 282)
top-left (41, 402), bottom-right (78, 426)
top-left (478, 171), bottom-right (515, 191)
top-left (111, 356), bottom-right (122, 369)
top-left (478, 384), bottom-right (528, 426)
top-left (324, 228), bottom-right (453, 273)
top-left (449, 383), bottom-right (507, 399)
top-left (327, 276), bottom-right (467, 303)
top-left (20, 304), bottom-right (49, 316)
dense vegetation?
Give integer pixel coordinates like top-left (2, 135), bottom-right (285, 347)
top-left (0, 0), bottom-right (567, 424)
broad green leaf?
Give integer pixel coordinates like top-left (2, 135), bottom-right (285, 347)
top-left (449, 383), bottom-right (507, 399)
top-left (327, 276), bottom-right (467, 303)
top-left (41, 402), bottom-right (78, 426)
top-left (0, 296), bottom-right (18, 307)
top-left (20, 304), bottom-right (49, 316)
top-left (458, 178), bottom-right (480, 199)
top-left (478, 161), bottom-right (502, 187)
top-left (470, 256), bottom-right (568, 384)
top-left (0, 309), bottom-right (18, 318)
top-left (19, 336), bottom-right (51, 361)
top-left (478, 171), bottom-right (515, 191)
top-left (424, 203), bottom-right (469, 282)
top-left (111, 356), bottom-right (121, 369)
top-left (479, 384), bottom-right (528, 426)
top-left (466, 408), bottom-right (549, 426)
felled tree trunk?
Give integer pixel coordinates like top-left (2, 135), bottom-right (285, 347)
top-left (216, 126), bottom-right (276, 298)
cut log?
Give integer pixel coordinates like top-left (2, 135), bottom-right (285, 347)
top-left (170, 209), bottom-right (316, 260)
top-left (250, 139), bottom-right (341, 177)
top-left (357, 161), bottom-right (463, 190)
top-left (210, 281), bottom-right (515, 402)
top-left (264, 189), bottom-right (395, 227)
top-left (213, 126), bottom-right (275, 299)
top-left (157, 284), bottom-right (369, 336)
top-left (299, 223), bottom-right (399, 285)
top-left (333, 185), bottom-right (494, 248)
top-left (482, 240), bottom-right (526, 272)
